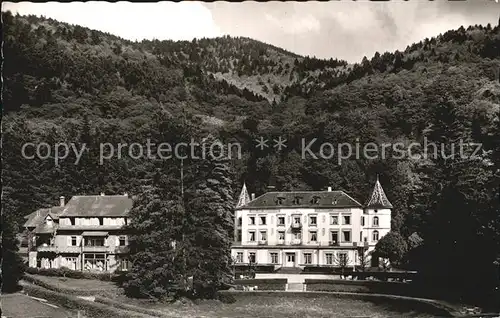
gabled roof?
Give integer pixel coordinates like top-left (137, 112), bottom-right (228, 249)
top-left (24, 206), bottom-right (64, 228)
top-left (58, 195), bottom-right (132, 217)
top-left (238, 190), bottom-right (362, 210)
top-left (365, 177), bottom-right (393, 209)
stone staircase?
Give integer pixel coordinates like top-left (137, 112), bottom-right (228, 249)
top-left (286, 283), bottom-right (305, 292)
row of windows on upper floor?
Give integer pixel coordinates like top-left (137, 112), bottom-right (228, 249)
top-left (59, 217), bottom-right (128, 226)
top-left (237, 229), bottom-right (381, 243)
top-left (238, 215), bottom-right (381, 227)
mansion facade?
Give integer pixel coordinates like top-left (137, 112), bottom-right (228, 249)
top-left (24, 193), bottom-right (132, 272)
top-left (231, 178), bottom-right (392, 270)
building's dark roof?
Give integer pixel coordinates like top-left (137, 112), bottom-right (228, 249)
top-left (365, 179), bottom-right (393, 209)
top-left (59, 195), bottom-right (132, 217)
top-left (34, 222), bottom-right (57, 234)
top-left (24, 206), bottom-right (64, 228)
top-left (238, 191), bottom-right (363, 209)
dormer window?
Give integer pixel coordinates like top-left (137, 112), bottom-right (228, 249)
top-left (312, 196), bottom-right (320, 204)
top-left (332, 200), bottom-right (338, 205)
top-left (276, 197), bottom-right (285, 205)
top-left (293, 196), bottom-right (302, 205)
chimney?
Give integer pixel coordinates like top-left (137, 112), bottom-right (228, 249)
top-left (327, 186), bottom-right (332, 192)
top-left (123, 192), bottom-right (128, 197)
top-left (100, 192), bottom-right (105, 196)
top-left (59, 196), bottom-right (65, 207)
top-left (251, 193), bottom-right (255, 200)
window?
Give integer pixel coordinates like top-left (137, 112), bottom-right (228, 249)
top-left (270, 252), bottom-right (278, 264)
top-left (360, 231), bottom-right (363, 242)
top-left (249, 216), bottom-right (255, 225)
top-left (237, 217), bottom-right (242, 226)
top-left (304, 253), bottom-right (312, 264)
top-left (330, 231), bottom-right (338, 243)
top-left (373, 230), bottom-right (379, 242)
top-left (83, 253), bottom-right (106, 271)
top-left (343, 215), bottom-right (351, 225)
top-left (374, 209), bottom-right (378, 213)
top-left (277, 197), bottom-right (284, 205)
top-left (278, 216), bottom-right (285, 225)
top-left (236, 230), bottom-right (242, 242)
top-left (373, 216), bottom-right (379, 226)
top-left (64, 257), bottom-right (78, 270)
top-left (278, 231), bottom-right (285, 240)
top-left (71, 236), bottom-right (77, 246)
top-left (260, 216), bottom-right (267, 225)
top-left (309, 215), bottom-right (317, 225)
top-left (118, 257), bottom-right (129, 271)
top-left (361, 216), bottom-right (365, 226)
top-left (248, 252), bottom-right (256, 263)
top-left (330, 216), bottom-right (338, 225)
top-left (326, 253), bottom-right (334, 265)
top-left (249, 231), bottom-right (256, 242)
top-left (310, 231), bottom-right (317, 242)
top-left (85, 238), bottom-right (105, 247)
top-left (260, 231), bottom-right (267, 241)
top-left (337, 252), bottom-right (348, 264)
top-left (342, 231), bottom-right (351, 242)
top-left (236, 252), bottom-right (243, 263)
top-left (293, 232), bottom-right (301, 240)
top-left (293, 216), bottom-right (301, 224)
top-left (312, 196), bottom-right (320, 204)
top-left (119, 236), bottom-right (127, 246)
top-left (293, 196), bottom-right (302, 205)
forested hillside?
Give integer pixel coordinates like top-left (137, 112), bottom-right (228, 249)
top-left (2, 10), bottom-right (500, 307)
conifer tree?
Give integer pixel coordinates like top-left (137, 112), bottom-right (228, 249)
top-left (123, 169), bottom-right (185, 300)
top-left (184, 135), bottom-right (235, 298)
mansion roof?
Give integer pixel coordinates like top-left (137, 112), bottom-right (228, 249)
top-left (58, 195), bottom-right (132, 217)
top-left (238, 191), bottom-right (363, 210)
top-left (24, 206), bottom-right (64, 228)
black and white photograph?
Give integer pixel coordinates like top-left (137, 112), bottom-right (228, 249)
top-left (1, 1), bottom-right (500, 317)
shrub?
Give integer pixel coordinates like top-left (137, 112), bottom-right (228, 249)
top-left (24, 267), bottom-right (123, 282)
top-left (233, 279), bottom-right (287, 291)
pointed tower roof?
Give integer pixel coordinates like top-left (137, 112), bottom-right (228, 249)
top-left (365, 175), bottom-right (393, 209)
top-left (236, 182), bottom-right (251, 208)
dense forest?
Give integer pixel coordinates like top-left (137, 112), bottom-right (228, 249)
top-left (2, 11), bottom-right (499, 307)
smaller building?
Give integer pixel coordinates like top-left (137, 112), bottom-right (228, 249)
top-left (24, 193), bottom-right (132, 272)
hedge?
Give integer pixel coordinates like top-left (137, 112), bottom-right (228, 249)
top-left (233, 279), bottom-right (287, 291)
top-left (22, 283), bottom-right (148, 318)
top-left (25, 267), bottom-right (127, 284)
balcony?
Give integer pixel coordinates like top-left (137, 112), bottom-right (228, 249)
top-left (36, 245), bottom-right (58, 252)
top-left (114, 246), bottom-right (129, 254)
top-left (291, 223), bottom-right (302, 231)
top-left (258, 240), bottom-right (268, 245)
top-left (83, 245), bottom-right (110, 253)
top-left (37, 245), bottom-right (81, 253)
top-left (329, 241), bottom-right (340, 246)
top-left (277, 240), bottom-right (285, 245)
top-left (58, 225), bottom-right (124, 231)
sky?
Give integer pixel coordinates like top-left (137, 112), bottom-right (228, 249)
top-left (3, 1), bottom-right (499, 62)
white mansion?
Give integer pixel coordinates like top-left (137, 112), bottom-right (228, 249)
top-left (231, 178), bottom-right (392, 270)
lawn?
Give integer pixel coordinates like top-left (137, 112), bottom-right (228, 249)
top-left (24, 276), bottom-right (451, 317)
top-left (109, 293), bottom-right (447, 318)
top-left (2, 292), bottom-right (77, 318)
